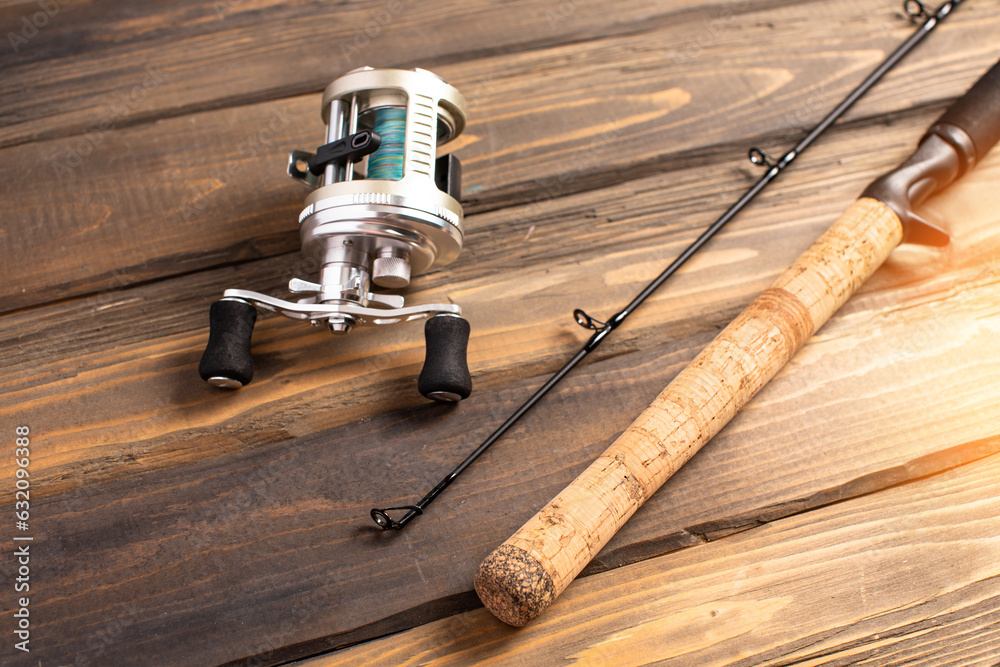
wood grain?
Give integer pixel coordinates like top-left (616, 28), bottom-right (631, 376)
top-left (1, 0), bottom-right (992, 149)
top-left (5, 118), bottom-right (996, 504)
top-left (476, 198), bottom-right (904, 626)
top-left (2, 0), bottom-right (999, 664)
top-left (0, 0), bottom-right (739, 147)
top-left (3, 0), bottom-right (998, 313)
top-left (12, 389), bottom-right (1000, 665)
top-left (308, 448), bottom-right (1000, 666)
top-left (1, 146), bottom-right (997, 665)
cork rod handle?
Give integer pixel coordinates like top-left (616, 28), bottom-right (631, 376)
top-left (475, 197), bottom-right (904, 626)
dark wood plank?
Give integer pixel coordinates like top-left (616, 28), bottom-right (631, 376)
top-left (2, 0), bottom-right (997, 312)
top-left (309, 451), bottom-right (1000, 666)
top-left (5, 124), bottom-right (1000, 664)
top-left (0, 0), bottom-right (769, 147)
top-left (17, 384), bottom-right (1000, 665)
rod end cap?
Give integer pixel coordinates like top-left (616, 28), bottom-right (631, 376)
top-left (475, 544), bottom-right (556, 627)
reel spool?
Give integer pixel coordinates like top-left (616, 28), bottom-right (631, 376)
top-left (199, 67), bottom-right (472, 402)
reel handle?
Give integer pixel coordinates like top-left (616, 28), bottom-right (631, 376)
top-left (418, 315), bottom-right (473, 402)
top-left (198, 299), bottom-right (257, 388)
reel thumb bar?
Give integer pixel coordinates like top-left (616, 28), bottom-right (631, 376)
top-left (476, 57), bottom-right (1000, 627)
top-left (371, 0), bottom-right (964, 531)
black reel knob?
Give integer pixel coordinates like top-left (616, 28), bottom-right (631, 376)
top-left (418, 315), bottom-right (472, 402)
top-left (198, 299), bottom-right (257, 388)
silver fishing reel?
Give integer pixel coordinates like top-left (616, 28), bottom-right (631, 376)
top-left (199, 67), bottom-right (472, 401)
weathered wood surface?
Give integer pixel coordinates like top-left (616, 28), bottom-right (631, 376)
top-left (312, 448), bottom-right (1000, 666)
top-left (1, 0), bottom-right (999, 664)
top-left (6, 121), bottom-right (998, 505)
top-left (2, 0), bottom-right (999, 313)
top-left (1, 0), bottom-right (993, 149)
top-left (476, 197), bottom-right (908, 626)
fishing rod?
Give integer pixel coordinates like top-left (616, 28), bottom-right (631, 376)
top-left (371, 0), bottom-right (964, 530)
top-left (479, 49), bottom-right (1000, 629)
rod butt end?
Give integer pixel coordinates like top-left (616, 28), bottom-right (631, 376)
top-left (475, 544), bottom-right (556, 627)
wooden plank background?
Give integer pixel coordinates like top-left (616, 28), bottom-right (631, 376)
top-left (1, 0), bottom-right (998, 664)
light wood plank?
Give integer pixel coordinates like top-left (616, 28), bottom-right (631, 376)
top-left (304, 450), bottom-right (1000, 666)
top-left (3, 0), bottom-right (991, 148)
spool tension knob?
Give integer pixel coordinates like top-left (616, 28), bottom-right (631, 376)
top-left (372, 252), bottom-right (411, 289)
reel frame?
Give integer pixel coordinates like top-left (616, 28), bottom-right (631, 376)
top-left (199, 67), bottom-right (473, 402)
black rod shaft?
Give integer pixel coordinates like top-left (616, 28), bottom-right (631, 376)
top-left (373, 0), bottom-right (963, 530)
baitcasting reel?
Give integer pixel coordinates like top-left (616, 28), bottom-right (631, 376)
top-left (199, 67), bottom-right (472, 401)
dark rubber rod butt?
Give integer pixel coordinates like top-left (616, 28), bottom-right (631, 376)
top-left (475, 545), bottom-right (556, 627)
top-left (418, 315), bottom-right (472, 402)
top-left (198, 299), bottom-right (257, 388)
top-left (931, 58), bottom-right (1000, 164)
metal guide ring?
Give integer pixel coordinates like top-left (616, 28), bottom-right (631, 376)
top-left (748, 147), bottom-right (777, 168)
top-left (904, 0), bottom-right (930, 21)
top-left (573, 309), bottom-right (607, 330)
